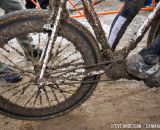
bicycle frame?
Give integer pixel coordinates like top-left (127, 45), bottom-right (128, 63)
top-left (38, 0), bottom-right (160, 83)
top-left (0, 0), bottom-right (160, 119)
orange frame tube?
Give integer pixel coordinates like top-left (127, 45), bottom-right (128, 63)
top-left (71, 0), bottom-right (156, 18)
top-left (67, 0), bottom-right (83, 15)
top-left (67, 0), bottom-right (97, 17)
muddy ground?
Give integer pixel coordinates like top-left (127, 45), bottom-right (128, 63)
top-left (0, 0), bottom-right (160, 130)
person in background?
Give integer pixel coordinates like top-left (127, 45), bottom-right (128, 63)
top-left (119, 0), bottom-right (153, 8)
top-left (0, 0), bottom-right (23, 13)
top-left (0, 0), bottom-right (42, 83)
top-left (25, 0), bottom-right (49, 9)
top-left (145, 0), bottom-right (160, 7)
top-left (0, 0), bottom-right (24, 82)
top-left (144, 0), bottom-right (152, 7)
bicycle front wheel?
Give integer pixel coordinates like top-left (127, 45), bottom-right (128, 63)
top-left (0, 9), bottom-right (101, 120)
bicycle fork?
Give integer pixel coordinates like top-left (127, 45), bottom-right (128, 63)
top-left (38, 0), bottom-right (67, 84)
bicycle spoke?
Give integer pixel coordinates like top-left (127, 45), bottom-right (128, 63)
top-left (49, 58), bottom-right (83, 72)
top-left (36, 34), bottom-right (43, 61)
top-left (54, 50), bottom-right (77, 66)
top-left (24, 90), bottom-right (38, 107)
top-left (50, 62), bottom-right (84, 75)
top-left (2, 64), bottom-right (34, 75)
top-left (6, 44), bottom-right (24, 57)
top-left (32, 88), bottom-right (41, 108)
top-left (49, 38), bottom-right (64, 64)
top-left (38, 34), bottom-right (41, 47)
top-left (0, 56), bottom-right (34, 74)
top-left (22, 44), bottom-right (38, 69)
top-left (50, 71), bottom-right (85, 84)
top-left (55, 84), bottom-right (67, 100)
top-left (57, 43), bottom-right (71, 56)
top-left (43, 87), bottom-right (51, 107)
top-left (54, 38), bottom-right (64, 58)
top-left (15, 83), bottom-right (32, 103)
top-left (0, 46), bottom-right (10, 53)
top-left (9, 84), bottom-right (30, 100)
top-left (0, 81), bottom-right (31, 95)
top-left (48, 85), bottom-right (60, 104)
top-left (1, 54), bottom-right (17, 66)
top-left (51, 43), bottom-right (71, 63)
top-left (39, 92), bottom-right (43, 108)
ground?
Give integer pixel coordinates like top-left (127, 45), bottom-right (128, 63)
top-left (0, 0), bottom-right (160, 130)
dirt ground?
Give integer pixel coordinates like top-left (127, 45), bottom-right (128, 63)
top-left (1, 0), bottom-right (160, 130)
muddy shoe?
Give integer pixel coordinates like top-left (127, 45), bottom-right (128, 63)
top-left (145, 70), bottom-right (160, 87)
top-left (0, 65), bottom-right (22, 83)
top-left (127, 53), bottom-right (159, 79)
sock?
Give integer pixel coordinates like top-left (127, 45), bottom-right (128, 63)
top-left (108, 0), bottom-right (145, 50)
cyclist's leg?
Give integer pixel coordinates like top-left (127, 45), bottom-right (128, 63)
top-left (0, 0), bottom-right (31, 82)
top-left (108, 0), bottom-right (145, 50)
top-left (0, 0), bottom-right (34, 50)
top-left (0, 0), bottom-right (31, 48)
top-left (0, 0), bottom-right (24, 13)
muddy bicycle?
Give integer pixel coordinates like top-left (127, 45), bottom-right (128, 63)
top-left (0, 0), bottom-right (160, 120)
